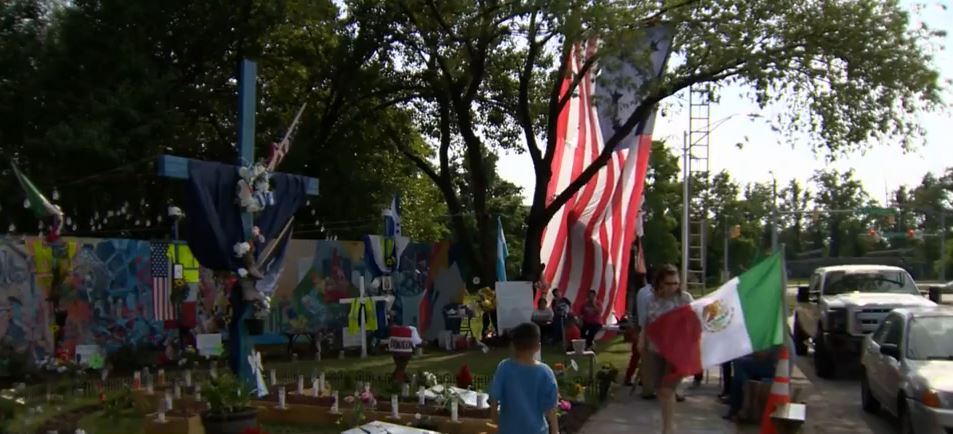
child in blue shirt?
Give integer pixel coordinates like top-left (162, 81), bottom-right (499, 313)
top-left (489, 322), bottom-right (559, 434)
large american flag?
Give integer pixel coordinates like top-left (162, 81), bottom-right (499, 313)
top-left (540, 26), bottom-right (674, 324)
top-left (151, 241), bottom-right (176, 321)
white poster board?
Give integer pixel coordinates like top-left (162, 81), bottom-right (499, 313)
top-left (196, 333), bottom-right (222, 357)
top-left (495, 281), bottom-right (534, 333)
top-left (342, 327), bottom-right (362, 348)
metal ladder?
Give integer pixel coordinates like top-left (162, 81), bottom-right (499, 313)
top-left (686, 85), bottom-right (711, 296)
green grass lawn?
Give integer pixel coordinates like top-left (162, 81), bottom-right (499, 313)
top-left (267, 335), bottom-right (632, 379)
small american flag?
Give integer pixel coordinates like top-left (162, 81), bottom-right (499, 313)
top-left (151, 241), bottom-right (176, 321)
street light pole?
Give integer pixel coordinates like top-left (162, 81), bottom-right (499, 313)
top-left (770, 175), bottom-right (779, 253)
top-left (681, 131), bottom-right (690, 293)
top-left (940, 210), bottom-right (946, 282)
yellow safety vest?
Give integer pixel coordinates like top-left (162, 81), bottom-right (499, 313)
top-left (347, 299), bottom-right (378, 334)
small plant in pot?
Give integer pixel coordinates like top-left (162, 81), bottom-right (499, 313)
top-left (595, 364), bottom-right (618, 402)
top-left (202, 372), bottom-right (257, 434)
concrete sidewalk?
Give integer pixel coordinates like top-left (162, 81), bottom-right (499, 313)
top-left (579, 365), bottom-right (810, 434)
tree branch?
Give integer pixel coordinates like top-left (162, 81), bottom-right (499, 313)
top-left (518, 9), bottom-right (542, 167)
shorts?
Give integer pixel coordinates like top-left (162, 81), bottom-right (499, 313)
top-left (642, 349), bottom-right (682, 391)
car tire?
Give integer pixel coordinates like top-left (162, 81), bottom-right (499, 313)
top-left (813, 330), bottom-right (835, 378)
top-left (860, 370), bottom-right (880, 413)
top-left (899, 400), bottom-right (916, 434)
top-left (793, 316), bottom-right (808, 356)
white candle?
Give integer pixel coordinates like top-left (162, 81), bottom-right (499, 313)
top-left (451, 399), bottom-right (459, 422)
top-left (401, 383), bottom-right (410, 398)
top-left (269, 369), bottom-right (276, 386)
top-left (173, 383), bottom-right (181, 400)
top-left (157, 408), bottom-right (166, 423)
top-left (145, 382), bottom-right (154, 395)
top-left (157, 369), bottom-right (166, 386)
top-left (297, 375), bottom-right (304, 394)
top-left (278, 387), bottom-right (286, 409)
top-left (417, 387), bottom-right (426, 406)
top-left (477, 393), bottom-right (486, 408)
top-left (312, 380), bottom-right (320, 398)
top-left (391, 395), bottom-right (399, 418)
top-left (185, 370), bottom-right (192, 387)
top-left (319, 373), bottom-right (325, 392)
top-left (165, 391), bottom-right (173, 411)
top-left (331, 391), bottom-right (340, 414)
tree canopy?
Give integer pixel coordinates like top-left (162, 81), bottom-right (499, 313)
top-left (342, 0), bottom-right (944, 281)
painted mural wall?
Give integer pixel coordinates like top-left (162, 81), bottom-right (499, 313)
top-left (0, 235), bottom-right (469, 359)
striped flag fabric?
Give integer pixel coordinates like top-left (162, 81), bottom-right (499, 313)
top-left (540, 26), bottom-right (675, 323)
top-left (151, 241), bottom-right (177, 321)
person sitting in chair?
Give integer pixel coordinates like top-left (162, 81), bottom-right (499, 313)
top-left (531, 298), bottom-right (555, 343)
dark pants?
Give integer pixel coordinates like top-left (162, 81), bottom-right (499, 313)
top-left (720, 362), bottom-right (733, 396)
top-left (552, 316), bottom-right (565, 343)
top-left (536, 322), bottom-right (555, 343)
top-left (728, 356), bottom-right (775, 415)
top-left (482, 311), bottom-right (498, 337)
top-left (581, 323), bottom-right (602, 349)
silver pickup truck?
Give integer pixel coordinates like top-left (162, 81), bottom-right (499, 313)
top-left (793, 265), bottom-right (936, 378)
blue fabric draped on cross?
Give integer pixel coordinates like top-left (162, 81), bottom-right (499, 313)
top-left (183, 160), bottom-right (307, 272)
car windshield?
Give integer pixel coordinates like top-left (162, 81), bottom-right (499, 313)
top-left (823, 270), bottom-right (919, 295)
top-left (907, 316), bottom-right (953, 360)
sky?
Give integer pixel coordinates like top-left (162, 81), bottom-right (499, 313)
top-left (497, 1), bottom-right (953, 206)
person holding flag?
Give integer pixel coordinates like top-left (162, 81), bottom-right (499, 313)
top-left (637, 264), bottom-right (692, 434)
top-left (644, 253), bottom-right (787, 433)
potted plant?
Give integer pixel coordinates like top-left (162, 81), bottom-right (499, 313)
top-left (595, 364), bottom-right (618, 402)
top-left (201, 372), bottom-right (257, 434)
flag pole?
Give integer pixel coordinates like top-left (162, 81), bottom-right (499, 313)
top-left (779, 243), bottom-right (795, 377)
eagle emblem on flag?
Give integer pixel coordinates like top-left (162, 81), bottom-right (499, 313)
top-left (701, 300), bottom-right (734, 333)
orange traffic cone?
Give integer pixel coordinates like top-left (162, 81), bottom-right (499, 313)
top-left (759, 346), bottom-right (791, 434)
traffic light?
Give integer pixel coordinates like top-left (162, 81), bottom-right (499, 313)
top-left (907, 228), bottom-right (916, 239)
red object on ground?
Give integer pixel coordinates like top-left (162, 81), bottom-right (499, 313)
top-left (457, 364), bottom-right (473, 389)
top-left (759, 346), bottom-right (791, 434)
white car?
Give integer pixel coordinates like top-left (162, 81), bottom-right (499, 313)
top-left (860, 306), bottom-right (953, 434)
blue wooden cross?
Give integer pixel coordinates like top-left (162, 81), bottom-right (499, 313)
top-left (157, 59), bottom-right (318, 383)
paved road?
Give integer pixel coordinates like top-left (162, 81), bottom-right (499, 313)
top-left (793, 354), bottom-right (896, 434)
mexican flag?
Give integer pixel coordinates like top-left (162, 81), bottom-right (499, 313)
top-left (645, 252), bottom-right (785, 379)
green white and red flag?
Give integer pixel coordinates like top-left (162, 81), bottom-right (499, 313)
top-left (645, 252), bottom-right (786, 379)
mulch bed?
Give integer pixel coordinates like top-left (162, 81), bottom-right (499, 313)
top-left (557, 401), bottom-right (598, 434)
top-left (34, 405), bottom-right (99, 434)
top-left (256, 385), bottom-right (491, 419)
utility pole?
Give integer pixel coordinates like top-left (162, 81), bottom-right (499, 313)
top-left (941, 210), bottom-right (946, 282)
top-left (681, 131), bottom-right (690, 293)
top-left (771, 176), bottom-right (779, 253)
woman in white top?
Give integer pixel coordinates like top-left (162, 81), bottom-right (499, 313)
top-left (531, 298), bottom-right (555, 343)
top-left (638, 264), bottom-right (693, 434)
